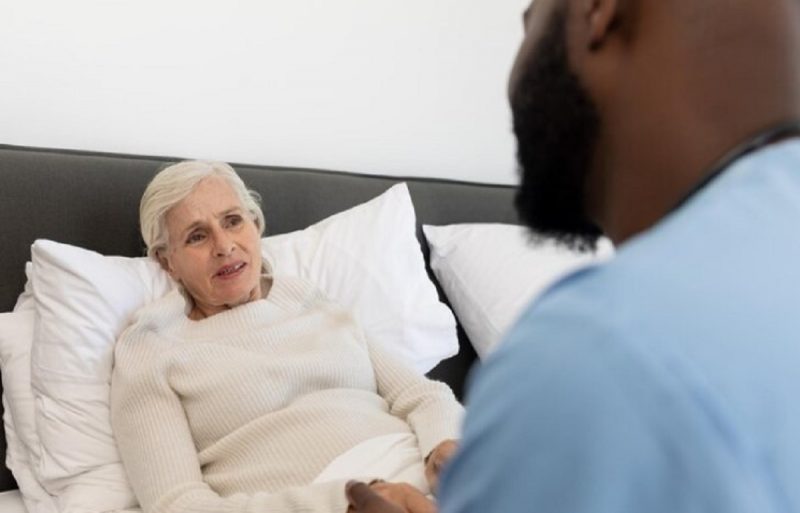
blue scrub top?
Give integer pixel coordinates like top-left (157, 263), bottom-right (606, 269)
top-left (440, 140), bottom-right (800, 513)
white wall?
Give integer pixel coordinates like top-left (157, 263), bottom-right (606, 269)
top-left (0, 1), bottom-right (529, 184)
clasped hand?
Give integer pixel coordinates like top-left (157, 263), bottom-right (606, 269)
top-left (346, 439), bottom-right (459, 513)
top-left (346, 481), bottom-right (435, 513)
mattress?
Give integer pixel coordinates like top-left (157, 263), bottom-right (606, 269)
top-left (0, 489), bottom-right (27, 513)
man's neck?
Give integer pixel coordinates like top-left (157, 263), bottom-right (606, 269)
top-left (599, 118), bottom-right (800, 246)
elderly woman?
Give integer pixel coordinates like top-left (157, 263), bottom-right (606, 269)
top-left (110, 161), bottom-right (463, 513)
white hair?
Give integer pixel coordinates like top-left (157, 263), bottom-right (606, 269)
top-left (140, 160), bottom-right (266, 259)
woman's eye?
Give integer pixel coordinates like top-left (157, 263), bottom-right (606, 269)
top-left (186, 232), bottom-right (205, 244)
top-left (226, 215), bottom-right (243, 227)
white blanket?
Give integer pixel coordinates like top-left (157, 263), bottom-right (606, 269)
top-left (313, 433), bottom-right (430, 494)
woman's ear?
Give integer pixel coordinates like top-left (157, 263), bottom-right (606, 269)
top-left (156, 249), bottom-right (176, 278)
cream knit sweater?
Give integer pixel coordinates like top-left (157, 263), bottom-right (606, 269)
top-left (111, 275), bottom-right (463, 513)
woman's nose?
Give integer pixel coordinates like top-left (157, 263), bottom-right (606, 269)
top-left (212, 231), bottom-right (235, 257)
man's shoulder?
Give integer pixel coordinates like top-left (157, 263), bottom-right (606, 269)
top-left (476, 244), bottom-right (693, 417)
top-left (510, 256), bottom-right (633, 343)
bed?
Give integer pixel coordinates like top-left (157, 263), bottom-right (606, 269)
top-left (0, 144), bottom-right (519, 509)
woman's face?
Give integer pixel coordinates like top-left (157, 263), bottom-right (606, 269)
top-left (159, 175), bottom-right (263, 318)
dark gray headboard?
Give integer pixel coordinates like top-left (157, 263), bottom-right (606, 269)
top-left (0, 144), bottom-right (518, 492)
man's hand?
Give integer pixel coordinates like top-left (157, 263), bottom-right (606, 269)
top-left (346, 480), bottom-right (436, 513)
top-left (424, 440), bottom-right (459, 494)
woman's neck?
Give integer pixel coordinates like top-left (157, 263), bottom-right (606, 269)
top-left (188, 275), bottom-right (273, 321)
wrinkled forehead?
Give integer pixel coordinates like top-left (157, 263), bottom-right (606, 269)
top-left (166, 177), bottom-right (242, 230)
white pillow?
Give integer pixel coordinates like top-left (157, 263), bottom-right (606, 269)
top-left (28, 182), bottom-right (456, 512)
top-left (424, 223), bottom-right (614, 358)
top-left (0, 305), bottom-right (57, 513)
top-left (31, 247), bottom-right (171, 511)
top-left (4, 393), bottom-right (57, 513)
top-left (263, 183), bottom-right (457, 372)
top-left (1, 265), bottom-right (39, 462)
top-left (1, 309), bottom-right (40, 467)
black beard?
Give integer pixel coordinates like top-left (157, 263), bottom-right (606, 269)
top-left (511, 7), bottom-right (604, 252)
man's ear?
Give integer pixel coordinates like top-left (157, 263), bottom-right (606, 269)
top-left (581, 0), bottom-right (623, 50)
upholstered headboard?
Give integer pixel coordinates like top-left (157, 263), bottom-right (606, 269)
top-left (0, 144), bottom-right (518, 492)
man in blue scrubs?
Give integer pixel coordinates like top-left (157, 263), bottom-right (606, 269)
top-left (348, 0), bottom-right (800, 511)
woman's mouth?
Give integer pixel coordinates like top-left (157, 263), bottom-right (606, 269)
top-left (215, 262), bottom-right (246, 279)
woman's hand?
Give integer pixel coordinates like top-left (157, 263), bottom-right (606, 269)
top-left (346, 480), bottom-right (436, 513)
top-left (424, 439), bottom-right (459, 494)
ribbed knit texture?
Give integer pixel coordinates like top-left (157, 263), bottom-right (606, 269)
top-left (111, 275), bottom-right (463, 513)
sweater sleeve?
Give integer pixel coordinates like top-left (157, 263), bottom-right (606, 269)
top-left (111, 322), bottom-right (352, 513)
top-left (363, 332), bottom-right (464, 459)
